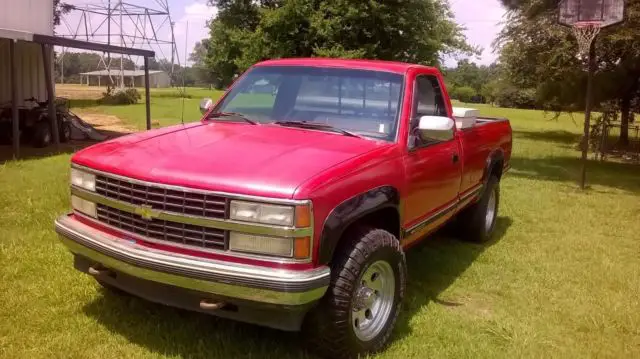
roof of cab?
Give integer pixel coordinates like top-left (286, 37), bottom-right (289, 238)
top-left (254, 58), bottom-right (431, 74)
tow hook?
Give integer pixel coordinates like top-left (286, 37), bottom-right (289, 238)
top-left (88, 264), bottom-right (114, 277)
top-left (200, 299), bottom-right (226, 311)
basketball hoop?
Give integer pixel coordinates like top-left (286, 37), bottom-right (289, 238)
top-left (558, 0), bottom-right (625, 57)
top-left (557, 0), bottom-right (626, 190)
top-left (572, 21), bottom-right (602, 57)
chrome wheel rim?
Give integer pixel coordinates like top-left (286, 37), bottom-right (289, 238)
top-left (351, 260), bottom-right (395, 341)
top-left (485, 189), bottom-right (496, 230)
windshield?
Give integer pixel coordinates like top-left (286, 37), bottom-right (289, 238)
top-left (211, 66), bottom-right (404, 141)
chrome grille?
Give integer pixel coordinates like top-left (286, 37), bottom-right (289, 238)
top-left (97, 204), bottom-right (227, 250)
top-left (95, 175), bottom-right (227, 219)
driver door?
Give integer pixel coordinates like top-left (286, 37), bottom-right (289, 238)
top-left (402, 74), bottom-right (462, 243)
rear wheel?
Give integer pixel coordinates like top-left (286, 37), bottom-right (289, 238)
top-left (304, 226), bottom-right (406, 359)
top-left (458, 175), bottom-right (500, 243)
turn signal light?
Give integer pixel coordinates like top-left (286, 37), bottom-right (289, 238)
top-left (294, 236), bottom-right (311, 259)
top-left (295, 205), bottom-right (311, 228)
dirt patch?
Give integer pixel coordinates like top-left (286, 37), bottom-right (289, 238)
top-left (436, 294), bottom-right (494, 320)
top-left (74, 111), bottom-right (136, 137)
top-left (56, 84), bottom-right (105, 100)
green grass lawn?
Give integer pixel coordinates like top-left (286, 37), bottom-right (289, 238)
top-left (70, 87), bottom-right (226, 129)
top-left (1, 98), bottom-right (639, 358)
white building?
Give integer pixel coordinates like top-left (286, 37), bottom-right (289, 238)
top-left (0, 0), bottom-right (155, 157)
top-left (0, 0), bottom-right (53, 109)
top-left (79, 70), bottom-right (172, 88)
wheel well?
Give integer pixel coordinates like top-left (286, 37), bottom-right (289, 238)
top-left (490, 158), bottom-right (504, 180)
top-left (341, 207), bottom-right (400, 243)
top-left (327, 207), bottom-right (401, 265)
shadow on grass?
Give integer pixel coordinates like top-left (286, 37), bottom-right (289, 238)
top-left (513, 129), bottom-right (580, 145)
top-left (509, 155), bottom-right (640, 193)
top-left (68, 99), bottom-right (101, 109)
top-left (394, 216), bottom-right (512, 339)
top-left (0, 130), bottom-right (133, 163)
top-left (80, 217), bottom-right (512, 358)
top-left (84, 289), bottom-right (313, 358)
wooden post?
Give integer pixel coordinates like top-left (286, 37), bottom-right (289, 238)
top-left (9, 40), bottom-right (19, 159)
top-left (42, 43), bottom-right (60, 148)
top-left (144, 57), bottom-right (151, 130)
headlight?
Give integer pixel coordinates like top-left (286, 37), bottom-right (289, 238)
top-left (230, 200), bottom-right (295, 226)
top-left (229, 232), bottom-right (293, 257)
top-left (70, 168), bottom-right (96, 191)
top-left (229, 232), bottom-right (311, 259)
top-left (71, 195), bottom-right (97, 218)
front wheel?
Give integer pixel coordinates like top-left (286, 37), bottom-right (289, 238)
top-left (304, 226), bottom-right (407, 359)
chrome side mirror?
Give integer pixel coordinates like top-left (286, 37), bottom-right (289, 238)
top-left (417, 115), bottom-right (455, 142)
top-left (418, 115), bottom-right (455, 131)
top-left (199, 98), bottom-right (213, 114)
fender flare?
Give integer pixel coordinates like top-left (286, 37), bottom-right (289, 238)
top-left (483, 149), bottom-right (505, 185)
top-left (317, 186), bottom-right (400, 265)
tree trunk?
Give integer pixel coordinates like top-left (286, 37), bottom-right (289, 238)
top-left (620, 95), bottom-right (630, 147)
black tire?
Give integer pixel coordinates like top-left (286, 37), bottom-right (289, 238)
top-left (31, 121), bottom-right (52, 148)
top-left (304, 226), bottom-right (407, 359)
top-left (59, 117), bottom-right (71, 143)
top-left (458, 175), bottom-right (500, 243)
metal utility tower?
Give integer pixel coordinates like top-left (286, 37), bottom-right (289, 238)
top-left (57, 0), bottom-right (180, 87)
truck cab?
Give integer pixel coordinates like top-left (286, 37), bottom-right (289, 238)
top-left (56, 58), bottom-right (511, 359)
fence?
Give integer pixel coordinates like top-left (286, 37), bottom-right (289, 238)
top-left (592, 119), bottom-right (640, 163)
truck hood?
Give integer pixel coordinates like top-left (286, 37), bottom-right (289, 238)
top-left (72, 121), bottom-right (389, 198)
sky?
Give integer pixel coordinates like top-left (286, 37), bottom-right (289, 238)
top-left (448, 0), bottom-right (506, 66)
top-left (58, 0), bottom-right (505, 68)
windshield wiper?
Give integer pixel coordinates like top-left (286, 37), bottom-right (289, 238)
top-left (273, 121), bottom-right (363, 138)
top-left (208, 112), bottom-right (258, 125)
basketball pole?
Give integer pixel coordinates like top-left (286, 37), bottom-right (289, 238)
top-left (579, 41), bottom-right (596, 190)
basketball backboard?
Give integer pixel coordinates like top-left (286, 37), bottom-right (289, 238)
top-left (558, 0), bottom-right (625, 28)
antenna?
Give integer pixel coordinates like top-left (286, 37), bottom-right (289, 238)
top-left (181, 21), bottom-right (189, 125)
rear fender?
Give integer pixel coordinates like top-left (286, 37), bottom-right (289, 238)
top-left (317, 186), bottom-right (400, 265)
top-left (483, 149), bottom-right (505, 184)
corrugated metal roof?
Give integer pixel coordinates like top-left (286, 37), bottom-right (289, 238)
top-left (79, 69), bottom-right (166, 76)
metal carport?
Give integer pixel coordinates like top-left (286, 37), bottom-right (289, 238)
top-left (0, 29), bottom-right (155, 159)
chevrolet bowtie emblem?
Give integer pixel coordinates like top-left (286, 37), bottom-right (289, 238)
top-left (135, 204), bottom-right (159, 221)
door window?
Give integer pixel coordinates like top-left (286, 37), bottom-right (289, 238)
top-left (409, 75), bottom-right (452, 149)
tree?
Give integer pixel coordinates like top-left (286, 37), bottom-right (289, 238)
top-left (190, 40), bottom-right (210, 66)
top-left (189, 40), bottom-right (217, 86)
top-left (53, 0), bottom-right (72, 28)
top-left (445, 60), bottom-right (496, 94)
top-left (497, 0), bottom-right (640, 145)
top-left (204, 0), bottom-right (477, 87)
top-left (450, 86), bottom-right (477, 103)
top-left (444, 60), bottom-right (503, 103)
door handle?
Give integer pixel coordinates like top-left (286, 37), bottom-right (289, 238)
top-left (452, 153), bottom-right (459, 163)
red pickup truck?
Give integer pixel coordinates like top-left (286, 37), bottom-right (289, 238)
top-left (55, 58), bottom-right (511, 358)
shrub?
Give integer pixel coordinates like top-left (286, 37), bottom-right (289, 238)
top-left (99, 88), bottom-right (141, 105)
top-left (495, 87), bottom-right (537, 109)
top-left (450, 86), bottom-right (477, 103)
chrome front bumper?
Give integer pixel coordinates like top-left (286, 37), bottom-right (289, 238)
top-left (55, 215), bottom-right (330, 306)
